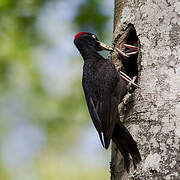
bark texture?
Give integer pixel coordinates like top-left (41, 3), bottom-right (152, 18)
top-left (111, 0), bottom-right (180, 179)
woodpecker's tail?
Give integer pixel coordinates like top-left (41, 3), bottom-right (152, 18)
top-left (112, 121), bottom-right (141, 172)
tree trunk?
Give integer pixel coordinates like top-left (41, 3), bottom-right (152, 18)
top-left (111, 0), bottom-right (180, 179)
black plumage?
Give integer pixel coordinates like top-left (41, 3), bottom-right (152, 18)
top-left (74, 32), bottom-right (141, 172)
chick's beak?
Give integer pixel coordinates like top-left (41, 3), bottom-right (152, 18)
top-left (98, 41), bottom-right (113, 51)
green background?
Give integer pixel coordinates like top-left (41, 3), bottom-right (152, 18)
top-left (0, 0), bottom-right (113, 179)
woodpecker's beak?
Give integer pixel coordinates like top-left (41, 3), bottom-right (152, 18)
top-left (98, 41), bottom-right (113, 51)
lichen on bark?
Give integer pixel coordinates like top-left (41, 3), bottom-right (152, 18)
top-left (111, 0), bottom-right (180, 179)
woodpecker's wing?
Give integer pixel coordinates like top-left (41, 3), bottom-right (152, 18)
top-left (82, 83), bottom-right (104, 146)
top-left (83, 61), bottom-right (123, 148)
top-left (97, 94), bottom-right (118, 148)
top-left (96, 63), bottom-right (121, 149)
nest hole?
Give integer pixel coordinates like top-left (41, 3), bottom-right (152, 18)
top-left (118, 24), bottom-right (140, 78)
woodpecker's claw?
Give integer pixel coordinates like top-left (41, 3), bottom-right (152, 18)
top-left (119, 71), bottom-right (140, 88)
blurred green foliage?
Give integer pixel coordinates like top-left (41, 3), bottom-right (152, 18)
top-left (75, 0), bottom-right (109, 38)
top-left (0, 0), bottom-right (111, 179)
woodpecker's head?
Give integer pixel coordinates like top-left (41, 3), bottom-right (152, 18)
top-left (74, 32), bottom-right (113, 52)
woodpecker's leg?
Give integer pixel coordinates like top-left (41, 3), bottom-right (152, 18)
top-left (119, 71), bottom-right (140, 89)
top-left (123, 92), bottom-right (132, 104)
top-left (123, 76), bottom-right (137, 104)
top-left (126, 76), bottom-right (137, 90)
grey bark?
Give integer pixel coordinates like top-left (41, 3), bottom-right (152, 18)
top-left (110, 0), bottom-right (180, 179)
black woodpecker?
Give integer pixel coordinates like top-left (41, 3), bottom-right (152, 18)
top-left (74, 32), bottom-right (141, 172)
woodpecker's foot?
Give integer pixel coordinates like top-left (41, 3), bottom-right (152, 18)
top-left (119, 71), bottom-right (140, 89)
top-left (127, 76), bottom-right (137, 90)
top-left (122, 77), bottom-right (137, 104)
top-left (123, 92), bottom-right (132, 104)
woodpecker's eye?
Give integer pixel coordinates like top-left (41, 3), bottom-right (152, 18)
top-left (92, 35), bottom-right (97, 39)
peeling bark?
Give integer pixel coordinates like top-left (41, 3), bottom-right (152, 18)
top-left (111, 0), bottom-right (180, 179)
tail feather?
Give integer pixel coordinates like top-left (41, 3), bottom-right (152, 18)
top-left (112, 136), bottom-right (131, 172)
top-left (112, 122), bottom-right (141, 172)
